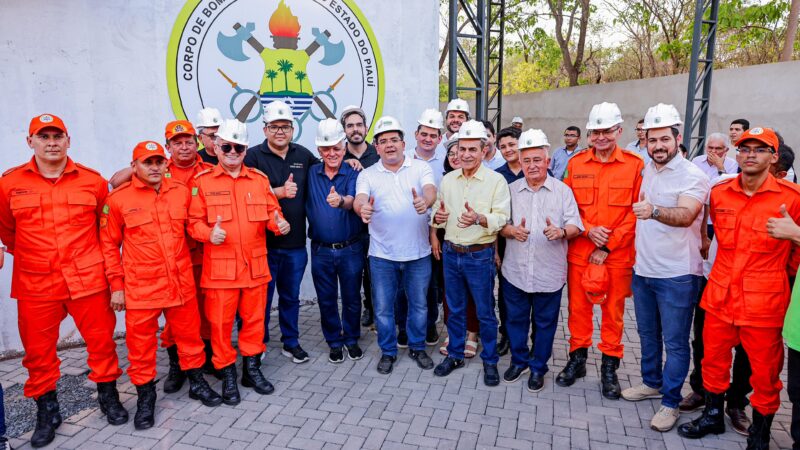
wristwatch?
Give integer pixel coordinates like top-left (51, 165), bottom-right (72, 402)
top-left (651, 206), bottom-right (661, 220)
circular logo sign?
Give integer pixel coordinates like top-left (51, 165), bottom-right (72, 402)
top-left (145, 142), bottom-right (158, 151)
top-left (167, 0), bottom-right (385, 152)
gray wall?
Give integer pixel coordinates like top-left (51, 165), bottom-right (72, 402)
top-left (445, 61), bottom-right (800, 168)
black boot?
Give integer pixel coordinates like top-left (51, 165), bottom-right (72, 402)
top-left (163, 345), bottom-right (187, 393)
top-left (186, 368), bottom-right (223, 407)
top-left (134, 381), bottom-right (157, 430)
top-left (241, 355), bottom-right (275, 395)
top-left (31, 390), bottom-right (61, 448)
top-left (677, 392), bottom-right (726, 439)
top-left (202, 339), bottom-right (221, 379)
top-left (97, 380), bottom-right (129, 425)
top-left (555, 348), bottom-right (587, 387)
top-left (220, 363), bottom-right (241, 405)
top-left (600, 354), bottom-right (621, 400)
top-left (746, 409), bottom-right (774, 450)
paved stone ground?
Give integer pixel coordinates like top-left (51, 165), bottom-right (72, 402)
top-left (1, 295), bottom-right (794, 450)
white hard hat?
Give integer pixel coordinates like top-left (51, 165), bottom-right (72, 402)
top-left (315, 118), bottom-right (346, 146)
top-left (445, 98), bottom-right (470, 116)
top-left (643, 103), bottom-right (683, 130)
top-left (445, 133), bottom-right (460, 149)
top-left (518, 129), bottom-right (550, 150)
top-left (339, 104), bottom-right (366, 124)
top-left (512, 116), bottom-right (524, 124)
top-left (263, 100), bottom-right (294, 124)
top-left (373, 116), bottom-right (404, 139)
top-left (586, 102), bottom-right (624, 130)
top-left (417, 108), bottom-right (444, 130)
top-left (458, 120), bottom-right (488, 140)
top-left (216, 119), bottom-right (249, 146)
top-left (195, 107), bottom-right (223, 128)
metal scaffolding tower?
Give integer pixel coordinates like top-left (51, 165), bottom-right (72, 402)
top-left (448, 0), bottom-right (505, 130)
top-left (683, 0), bottom-right (720, 158)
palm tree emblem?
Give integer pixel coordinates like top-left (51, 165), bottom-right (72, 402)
top-left (277, 59), bottom-right (294, 91)
top-left (294, 70), bottom-right (307, 93)
top-left (265, 69), bottom-right (278, 92)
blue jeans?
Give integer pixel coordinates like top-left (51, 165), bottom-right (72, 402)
top-left (370, 256), bottom-right (430, 355)
top-left (502, 278), bottom-right (562, 374)
top-left (443, 243), bottom-right (498, 364)
top-left (310, 241), bottom-right (364, 348)
top-left (395, 255), bottom-right (439, 332)
top-left (632, 273), bottom-right (700, 408)
top-left (265, 247), bottom-right (309, 347)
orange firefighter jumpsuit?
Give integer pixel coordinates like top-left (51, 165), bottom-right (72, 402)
top-left (563, 146), bottom-right (644, 358)
top-left (0, 158), bottom-right (122, 398)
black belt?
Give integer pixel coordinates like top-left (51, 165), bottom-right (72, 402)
top-left (313, 237), bottom-right (361, 250)
top-left (444, 241), bottom-right (493, 254)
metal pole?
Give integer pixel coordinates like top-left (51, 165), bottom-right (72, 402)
top-left (449, 0), bottom-right (458, 101)
top-left (683, 0), bottom-right (705, 153)
top-left (475, 0), bottom-right (486, 120)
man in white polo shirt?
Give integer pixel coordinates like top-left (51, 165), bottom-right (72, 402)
top-left (620, 104), bottom-right (710, 432)
top-left (354, 116), bottom-right (437, 375)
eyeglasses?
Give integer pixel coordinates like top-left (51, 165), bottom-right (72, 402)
top-left (589, 126), bottom-right (620, 137)
top-left (219, 143), bottom-right (247, 154)
top-left (201, 132), bottom-right (217, 139)
top-left (736, 147), bottom-right (774, 155)
top-left (635, 128), bottom-right (644, 132)
top-left (563, 134), bottom-right (579, 138)
top-left (377, 137), bottom-right (402, 146)
top-left (447, 151), bottom-right (457, 158)
top-left (267, 125), bottom-right (293, 134)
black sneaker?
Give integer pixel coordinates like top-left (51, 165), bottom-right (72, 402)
top-left (329, 347), bottom-right (345, 364)
top-left (527, 372), bottom-right (545, 393)
top-left (483, 363), bottom-right (500, 387)
top-left (434, 356), bottom-right (465, 377)
top-left (376, 355), bottom-right (396, 374)
top-left (397, 329), bottom-right (409, 349)
top-left (345, 343), bottom-right (364, 361)
top-left (408, 349), bottom-right (434, 370)
top-left (281, 345), bottom-right (310, 363)
top-left (503, 364), bottom-right (530, 383)
top-left (425, 326), bottom-right (439, 346)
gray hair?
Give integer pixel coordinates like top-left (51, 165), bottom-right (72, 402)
top-left (706, 132), bottom-right (730, 147)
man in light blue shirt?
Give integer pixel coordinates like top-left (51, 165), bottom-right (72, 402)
top-left (549, 125), bottom-right (583, 179)
top-left (625, 118), bottom-right (650, 163)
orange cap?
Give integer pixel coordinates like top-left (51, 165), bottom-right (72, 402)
top-left (735, 127), bottom-right (779, 152)
top-left (29, 114), bottom-right (67, 136)
top-left (164, 120), bottom-right (196, 140)
top-left (581, 263), bottom-right (609, 305)
top-left (132, 141), bottom-right (167, 162)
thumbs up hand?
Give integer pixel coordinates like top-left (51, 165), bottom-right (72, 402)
top-left (767, 203), bottom-right (800, 241)
top-left (543, 216), bottom-right (564, 241)
top-left (283, 173), bottom-right (297, 199)
top-left (512, 217), bottom-right (531, 242)
top-left (275, 211), bottom-right (291, 235)
top-left (360, 196), bottom-right (375, 224)
top-left (327, 185), bottom-right (342, 208)
top-left (412, 187), bottom-right (427, 214)
top-left (210, 215), bottom-right (227, 245)
top-left (434, 200), bottom-right (449, 225)
top-left (457, 201), bottom-right (481, 228)
top-left (633, 191), bottom-right (654, 220)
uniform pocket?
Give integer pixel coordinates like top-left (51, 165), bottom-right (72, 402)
top-left (16, 256), bottom-right (53, 294)
top-left (751, 221), bottom-right (780, 253)
top-left (133, 264), bottom-right (166, 300)
top-left (169, 207), bottom-right (188, 237)
top-left (206, 195), bottom-right (233, 223)
top-left (714, 214), bottom-right (736, 249)
top-left (209, 248), bottom-right (236, 280)
top-left (123, 212), bottom-right (158, 244)
top-left (246, 195), bottom-right (269, 222)
top-left (607, 182), bottom-right (633, 206)
top-left (67, 192), bottom-right (98, 226)
top-left (742, 276), bottom-right (786, 319)
top-left (10, 193), bottom-right (43, 228)
top-left (572, 178), bottom-right (594, 205)
top-left (250, 246), bottom-right (269, 278)
top-left (74, 251), bottom-right (107, 292)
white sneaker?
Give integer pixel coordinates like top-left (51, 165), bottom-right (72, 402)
top-left (621, 384), bottom-right (663, 401)
top-left (650, 405), bottom-right (679, 432)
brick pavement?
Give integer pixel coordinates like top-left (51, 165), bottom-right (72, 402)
top-left (1, 294), bottom-right (795, 450)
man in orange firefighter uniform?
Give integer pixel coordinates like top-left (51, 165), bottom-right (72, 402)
top-left (188, 119), bottom-right (290, 405)
top-left (108, 120), bottom-right (217, 390)
top-left (558, 102), bottom-right (644, 399)
top-left (100, 141), bottom-right (223, 430)
top-left (0, 114), bottom-right (128, 448)
top-left (678, 127), bottom-right (800, 449)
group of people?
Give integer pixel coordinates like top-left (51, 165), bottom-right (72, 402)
top-left (0, 96), bottom-right (798, 450)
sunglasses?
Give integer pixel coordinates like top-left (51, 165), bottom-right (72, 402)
top-left (219, 143), bottom-right (247, 154)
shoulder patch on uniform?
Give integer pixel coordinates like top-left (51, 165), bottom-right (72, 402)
top-left (99, 216), bottom-right (108, 228)
top-left (249, 168), bottom-right (269, 179)
top-left (193, 168), bottom-right (213, 179)
top-left (74, 162), bottom-right (103, 176)
top-left (777, 178), bottom-right (800, 196)
top-left (164, 172), bottom-right (172, 178)
top-left (107, 181), bottom-right (131, 196)
top-left (102, 204), bottom-right (109, 214)
top-left (192, 186), bottom-right (199, 196)
top-left (621, 149), bottom-right (644, 160)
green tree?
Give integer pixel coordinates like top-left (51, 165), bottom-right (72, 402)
top-left (294, 70), bottom-right (307, 93)
top-left (277, 59), bottom-right (294, 91)
top-left (265, 69), bottom-right (278, 92)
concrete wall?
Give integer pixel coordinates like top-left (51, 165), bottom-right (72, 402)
top-left (0, 0), bottom-right (440, 355)
top-left (448, 61), bottom-right (800, 167)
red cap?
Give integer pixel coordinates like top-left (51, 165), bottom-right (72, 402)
top-left (581, 263), bottom-right (609, 305)
top-left (132, 141), bottom-right (167, 162)
top-left (735, 127), bottom-right (779, 153)
top-left (29, 114), bottom-right (67, 136)
top-left (165, 120), bottom-right (196, 140)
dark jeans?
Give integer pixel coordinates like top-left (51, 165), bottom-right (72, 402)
top-left (0, 382), bottom-right (5, 437)
top-left (443, 243), bottom-right (498, 363)
top-left (265, 247), bottom-right (309, 347)
top-left (395, 256), bottom-right (439, 332)
top-left (310, 241), bottom-right (364, 348)
top-left (789, 347), bottom-right (800, 449)
top-left (502, 278), bottom-right (562, 374)
top-left (361, 234), bottom-right (373, 314)
top-left (689, 278), bottom-right (752, 407)
top-left (632, 273), bottom-right (700, 408)
top-left (370, 256), bottom-right (430, 355)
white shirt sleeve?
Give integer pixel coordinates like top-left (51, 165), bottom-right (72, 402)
top-left (419, 161), bottom-right (435, 188)
top-left (355, 169), bottom-right (371, 197)
top-left (682, 170), bottom-right (711, 204)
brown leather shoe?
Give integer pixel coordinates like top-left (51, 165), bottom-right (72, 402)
top-left (725, 406), bottom-right (751, 436)
top-left (679, 392), bottom-right (705, 413)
